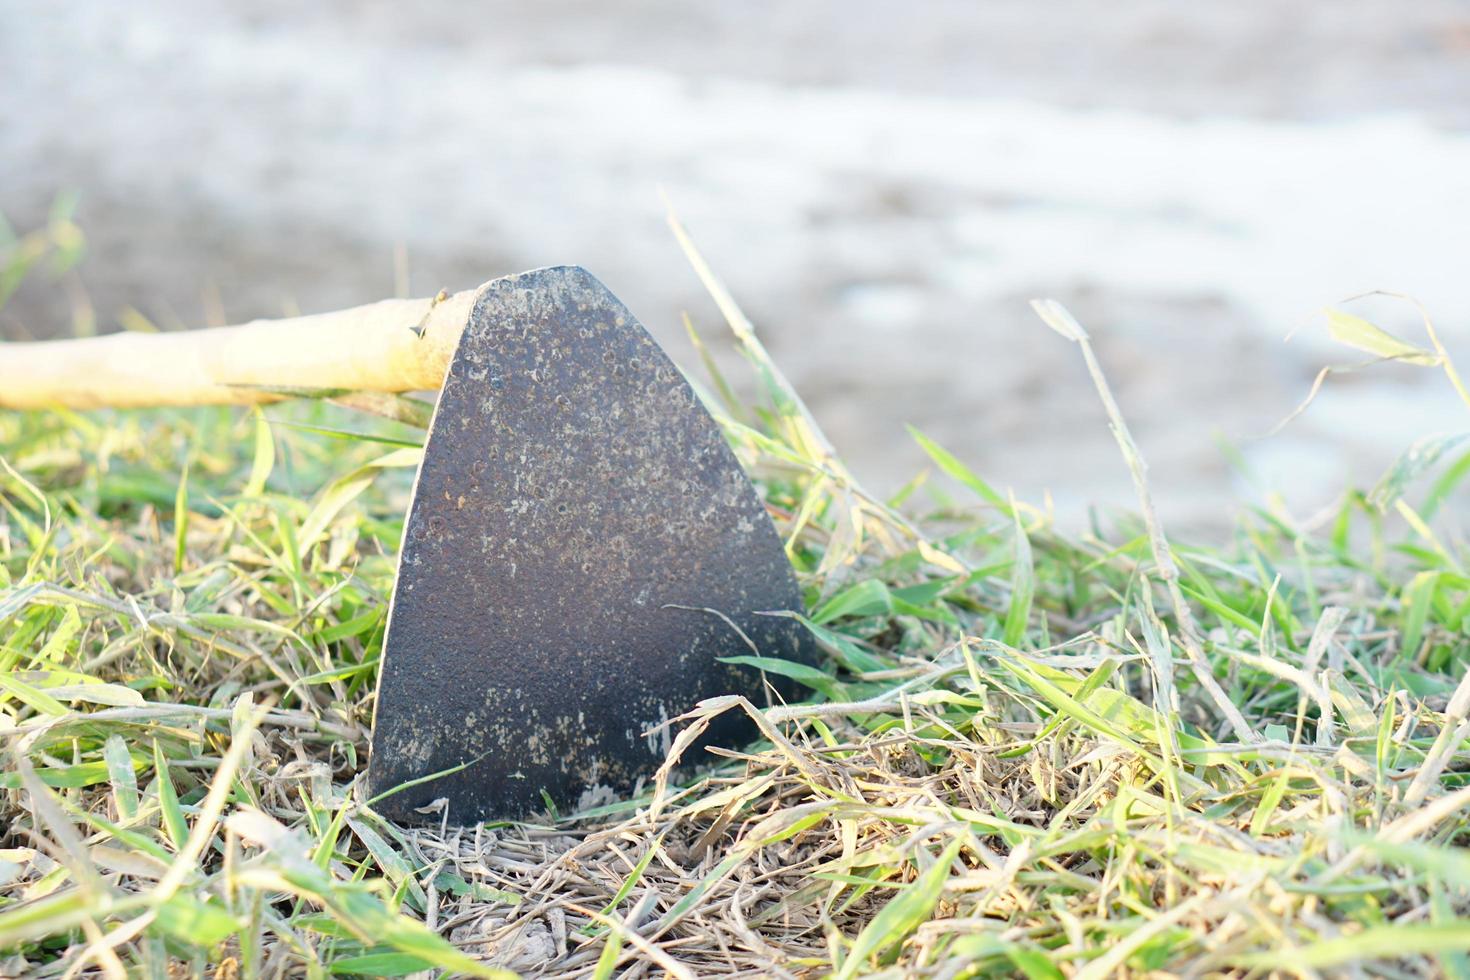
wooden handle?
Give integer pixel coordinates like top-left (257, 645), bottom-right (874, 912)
top-left (0, 285), bottom-right (486, 410)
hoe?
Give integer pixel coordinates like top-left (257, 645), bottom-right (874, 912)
top-left (0, 266), bottom-right (815, 822)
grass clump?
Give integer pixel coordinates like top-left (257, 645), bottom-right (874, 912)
top-left (5, 225), bottom-right (1470, 976)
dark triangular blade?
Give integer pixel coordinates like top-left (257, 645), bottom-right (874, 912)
top-left (366, 266), bottom-right (815, 822)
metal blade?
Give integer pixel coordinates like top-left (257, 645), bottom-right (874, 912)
top-left (366, 266), bottom-right (814, 822)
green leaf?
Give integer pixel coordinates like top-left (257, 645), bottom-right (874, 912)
top-left (592, 841), bottom-right (659, 931)
top-left (1007, 947), bottom-right (1066, 980)
top-left (268, 419), bottom-right (423, 449)
top-left (0, 583), bottom-right (45, 629)
top-left (153, 741), bottom-right (189, 851)
top-left (1370, 433), bottom-right (1470, 511)
top-left (1401, 570), bottom-right (1440, 661)
top-left (792, 616), bottom-right (888, 674)
top-left (295, 912), bottom-right (358, 939)
top-left (104, 734), bottom-right (140, 822)
top-left (0, 672), bottom-right (67, 716)
top-left (1425, 448), bottom-right (1470, 520)
top-left (188, 612), bottom-right (297, 636)
top-left (244, 406), bottom-right (275, 496)
top-left (891, 578), bottom-right (954, 607)
top-left (1347, 836), bottom-right (1470, 889)
top-left (948, 935), bottom-right (1063, 980)
top-left (151, 893), bottom-right (240, 947)
top-left (34, 605), bottom-right (83, 665)
top-left (907, 427), bottom-right (1010, 512)
top-left (592, 930), bottom-right (625, 980)
top-left (431, 871), bottom-right (520, 906)
top-left (0, 885), bottom-right (117, 948)
top-left (1002, 512), bottom-right (1034, 648)
top-left (0, 760), bottom-right (111, 789)
top-left (314, 607), bottom-right (385, 645)
top-left (1239, 922), bottom-right (1470, 970)
top-left (1249, 771), bottom-right (1290, 837)
top-left (718, 655), bottom-right (846, 699)
top-left (245, 841), bottom-right (506, 978)
top-left (812, 579), bottom-right (893, 624)
top-left (345, 816), bottom-right (425, 908)
top-left (1326, 310), bottom-right (1438, 366)
top-left (38, 679), bottom-right (145, 707)
top-left (837, 838), bottom-right (961, 977)
top-left (298, 658), bottom-right (380, 686)
top-left (174, 458), bottom-right (191, 573)
top-left (327, 951), bottom-right (436, 976)
top-left (1181, 585), bottom-right (1260, 634)
top-left (298, 448), bottom-right (423, 560)
top-left (997, 659), bottom-right (1164, 768)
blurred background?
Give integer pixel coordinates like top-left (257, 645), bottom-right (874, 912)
top-left (4, 0), bottom-right (1470, 536)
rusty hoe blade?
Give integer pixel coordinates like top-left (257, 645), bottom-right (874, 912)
top-left (366, 266), bottom-right (815, 822)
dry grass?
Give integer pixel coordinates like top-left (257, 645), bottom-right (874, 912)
top-left (6, 214), bottom-right (1470, 977)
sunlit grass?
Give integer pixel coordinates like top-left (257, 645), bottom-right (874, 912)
top-left (4, 212), bottom-right (1470, 976)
